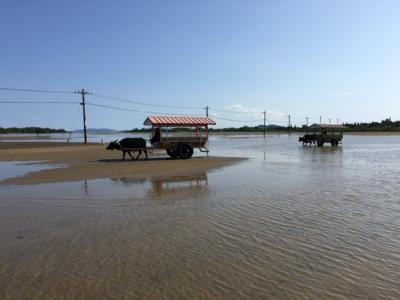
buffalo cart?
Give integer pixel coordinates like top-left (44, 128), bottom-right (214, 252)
top-left (143, 116), bottom-right (216, 159)
top-left (299, 124), bottom-right (347, 147)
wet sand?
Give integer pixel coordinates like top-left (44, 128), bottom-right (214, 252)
top-left (0, 142), bottom-right (244, 185)
top-left (1, 135), bottom-right (400, 299)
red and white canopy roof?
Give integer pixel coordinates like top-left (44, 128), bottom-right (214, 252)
top-left (310, 124), bottom-right (347, 129)
top-left (143, 116), bottom-right (216, 127)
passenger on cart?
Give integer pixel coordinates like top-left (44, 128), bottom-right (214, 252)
top-left (150, 127), bottom-right (160, 146)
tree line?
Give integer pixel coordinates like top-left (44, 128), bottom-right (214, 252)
top-left (127, 118), bottom-right (400, 132)
top-left (0, 127), bottom-right (67, 134)
top-left (342, 118), bottom-right (400, 131)
top-left (2, 118), bottom-right (399, 134)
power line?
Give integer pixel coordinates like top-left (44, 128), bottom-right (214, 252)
top-left (264, 118), bottom-right (288, 123)
top-left (86, 102), bottom-right (201, 116)
top-left (0, 87), bottom-right (305, 119)
top-left (91, 93), bottom-right (203, 110)
top-left (0, 100), bottom-right (79, 104)
top-left (209, 115), bottom-right (264, 123)
top-left (82, 93), bottom-right (264, 116)
top-left (289, 115), bottom-right (308, 120)
top-left (0, 87), bottom-right (75, 94)
top-left (0, 87), bottom-right (344, 127)
top-left (209, 107), bottom-right (264, 116)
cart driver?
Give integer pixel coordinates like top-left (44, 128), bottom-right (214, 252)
top-left (150, 127), bottom-right (160, 146)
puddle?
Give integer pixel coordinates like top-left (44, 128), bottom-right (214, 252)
top-left (0, 161), bottom-right (65, 181)
top-left (110, 172), bottom-right (208, 197)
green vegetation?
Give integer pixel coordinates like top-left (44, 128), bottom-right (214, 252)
top-left (126, 118), bottom-right (400, 133)
top-left (209, 125), bottom-right (285, 132)
top-left (126, 126), bottom-right (285, 133)
top-left (126, 127), bottom-right (196, 133)
top-left (343, 118), bottom-right (400, 131)
top-left (0, 127), bottom-right (67, 134)
top-left (125, 128), bottom-right (150, 133)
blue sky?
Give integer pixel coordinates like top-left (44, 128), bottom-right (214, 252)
top-left (1, 0), bottom-right (399, 130)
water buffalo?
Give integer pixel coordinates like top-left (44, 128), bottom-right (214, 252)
top-left (106, 138), bottom-right (148, 160)
top-left (299, 134), bottom-right (316, 146)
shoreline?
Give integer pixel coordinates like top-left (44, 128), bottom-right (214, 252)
top-left (0, 142), bottom-right (245, 185)
top-left (3, 131), bottom-right (400, 138)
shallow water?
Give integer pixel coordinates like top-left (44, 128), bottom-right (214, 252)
top-left (0, 161), bottom-right (64, 181)
top-left (1, 134), bottom-right (400, 299)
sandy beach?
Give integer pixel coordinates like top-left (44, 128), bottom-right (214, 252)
top-left (0, 142), bottom-right (244, 185)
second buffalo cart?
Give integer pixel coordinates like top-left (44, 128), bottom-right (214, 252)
top-left (299, 124), bottom-right (347, 147)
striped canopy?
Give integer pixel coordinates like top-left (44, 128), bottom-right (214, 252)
top-left (143, 116), bottom-right (216, 126)
top-left (310, 124), bottom-right (347, 129)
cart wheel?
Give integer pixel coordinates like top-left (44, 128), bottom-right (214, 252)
top-left (317, 141), bottom-right (324, 147)
top-left (178, 144), bottom-right (193, 159)
top-left (167, 148), bottom-right (179, 159)
top-left (331, 141), bottom-right (337, 147)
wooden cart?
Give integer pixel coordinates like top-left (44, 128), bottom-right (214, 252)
top-left (143, 116), bottom-right (216, 159)
top-left (299, 124), bottom-right (347, 147)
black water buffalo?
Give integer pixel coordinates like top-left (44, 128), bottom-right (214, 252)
top-left (106, 138), bottom-right (148, 160)
top-left (299, 134), bottom-right (316, 146)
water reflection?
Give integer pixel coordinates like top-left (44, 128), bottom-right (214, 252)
top-left (2, 135), bottom-right (400, 299)
top-left (110, 172), bottom-right (208, 197)
top-left (151, 174), bottom-right (208, 196)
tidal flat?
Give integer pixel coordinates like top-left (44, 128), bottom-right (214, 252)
top-left (1, 134), bottom-right (400, 299)
top-left (0, 142), bottom-right (243, 184)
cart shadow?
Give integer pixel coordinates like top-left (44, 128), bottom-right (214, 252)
top-left (96, 157), bottom-right (203, 163)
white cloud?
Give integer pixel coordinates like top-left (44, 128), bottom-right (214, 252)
top-left (266, 110), bottom-right (286, 118)
top-left (224, 104), bottom-right (286, 118)
top-left (226, 104), bottom-right (262, 116)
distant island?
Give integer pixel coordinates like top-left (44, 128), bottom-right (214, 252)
top-left (0, 127), bottom-right (67, 134)
top-left (0, 127), bottom-right (118, 134)
top-left (72, 128), bottom-right (116, 134)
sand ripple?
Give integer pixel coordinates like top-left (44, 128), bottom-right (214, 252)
top-left (1, 135), bottom-right (400, 299)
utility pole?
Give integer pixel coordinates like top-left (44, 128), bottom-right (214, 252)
top-left (329, 118), bottom-right (331, 124)
top-left (75, 88), bottom-right (91, 144)
top-left (263, 111), bottom-right (266, 138)
top-left (337, 118), bottom-right (339, 124)
top-left (306, 117), bottom-right (309, 127)
top-left (288, 115), bottom-right (291, 136)
top-left (205, 105), bottom-right (209, 117)
top-left (320, 116), bottom-right (322, 125)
